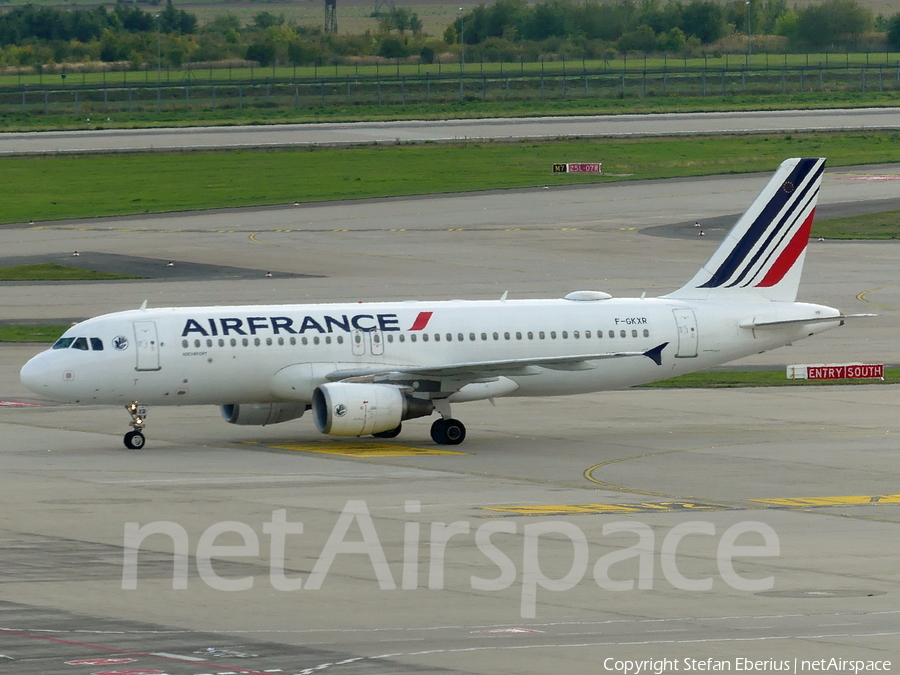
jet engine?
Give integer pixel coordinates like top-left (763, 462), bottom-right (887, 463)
top-left (221, 402), bottom-right (307, 426)
top-left (312, 382), bottom-right (433, 436)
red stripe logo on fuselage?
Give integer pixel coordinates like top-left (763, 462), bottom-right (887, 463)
top-left (408, 311), bottom-right (433, 331)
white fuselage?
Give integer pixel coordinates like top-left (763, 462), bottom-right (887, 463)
top-left (20, 296), bottom-right (841, 407)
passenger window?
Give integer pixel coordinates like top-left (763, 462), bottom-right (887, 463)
top-left (527, 332), bottom-right (533, 340)
top-left (434, 334), bottom-right (440, 342)
top-left (423, 334), bottom-right (429, 342)
top-left (337, 336), bottom-right (344, 344)
top-left (302, 337), bottom-right (308, 345)
top-left (72, 337), bottom-right (89, 350)
top-left (459, 333), bottom-right (465, 342)
top-left (550, 331), bottom-right (557, 339)
top-left (194, 339), bottom-right (201, 348)
top-left (277, 337), bottom-right (284, 346)
top-left (481, 333), bottom-right (487, 341)
top-left (90, 338), bottom-right (104, 351)
top-left (573, 331), bottom-right (580, 339)
top-left (290, 337), bottom-right (296, 345)
top-left (585, 330), bottom-right (591, 338)
top-left (632, 330), bottom-right (638, 338)
top-left (620, 330), bottom-right (626, 338)
top-left (492, 332), bottom-right (499, 341)
top-left (219, 339), bottom-right (225, 347)
top-left (266, 338), bottom-right (273, 346)
top-left (181, 339), bottom-right (188, 348)
top-left (242, 338), bottom-right (249, 347)
top-left (254, 338), bottom-right (261, 346)
top-left (387, 334), bottom-right (394, 343)
top-left (325, 336), bottom-right (332, 344)
top-left (399, 334), bottom-right (406, 343)
top-left (562, 331), bottom-right (568, 339)
top-left (539, 331), bottom-right (545, 339)
top-left (643, 329), bottom-right (650, 337)
top-left (411, 334), bottom-right (417, 342)
top-left (53, 338), bottom-right (74, 350)
top-left (469, 333), bottom-right (476, 341)
top-left (504, 332), bottom-right (510, 340)
top-left (313, 337), bottom-right (320, 345)
top-left (230, 338), bottom-right (237, 347)
top-left (609, 330), bottom-right (615, 338)
top-left (516, 332), bottom-right (522, 340)
top-left (206, 339), bottom-right (213, 348)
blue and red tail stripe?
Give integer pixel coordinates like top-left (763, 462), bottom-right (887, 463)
top-left (697, 158), bottom-right (824, 290)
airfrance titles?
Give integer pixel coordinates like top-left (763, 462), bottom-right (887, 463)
top-left (182, 313), bottom-right (403, 338)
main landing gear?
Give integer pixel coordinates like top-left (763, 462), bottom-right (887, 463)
top-left (430, 418), bottom-right (466, 445)
top-left (124, 401), bottom-right (147, 449)
top-left (429, 399), bottom-right (466, 445)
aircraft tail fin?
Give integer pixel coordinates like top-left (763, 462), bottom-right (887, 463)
top-left (666, 158), bottom-right (826, 303)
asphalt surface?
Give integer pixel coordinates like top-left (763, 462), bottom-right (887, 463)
top-left (1, 165), bottom-right (899, 675)
top-left (3, 107), bottom-right (900, 154)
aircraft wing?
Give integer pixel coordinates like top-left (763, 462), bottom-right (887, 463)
top-left (326, 342), bottom-right (669, 384)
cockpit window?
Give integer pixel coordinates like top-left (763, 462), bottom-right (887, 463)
top-left (52, 337), bottom-right (74, 350)
top-left (90, 338), bottom-right (104, 351)
top-left (71, 337), bottom-right (89, 350)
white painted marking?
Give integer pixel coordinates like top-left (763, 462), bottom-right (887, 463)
top-left (149, 652), bottom-right (207, 662)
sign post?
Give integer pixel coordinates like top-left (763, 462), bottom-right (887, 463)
top-left (786, 363), bottom-right (884, 380)
top-left (553, 163), bottom-right (602, 174)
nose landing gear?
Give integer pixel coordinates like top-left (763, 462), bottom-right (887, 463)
top-left (124, 401), bottom-right (147, 449)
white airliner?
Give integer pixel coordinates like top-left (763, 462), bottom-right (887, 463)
top-left (21, 158), bottom-right (859, 449)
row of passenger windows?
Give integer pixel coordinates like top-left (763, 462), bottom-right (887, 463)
top-left (52, 337), bottom-right (104, 351)
top-left (181, 328), bottom-right (651, 350)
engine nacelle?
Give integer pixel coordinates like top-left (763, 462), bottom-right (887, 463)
top-left (221, 402), bottom-right (307, 426)
top-left (312, 382), bottom-right (433, 436)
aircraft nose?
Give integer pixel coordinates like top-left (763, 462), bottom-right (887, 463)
top-left (20, 352), bottom-right (55, 395)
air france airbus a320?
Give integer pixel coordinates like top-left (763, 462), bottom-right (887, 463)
top-left (21, 158), bottom-right (860, 449)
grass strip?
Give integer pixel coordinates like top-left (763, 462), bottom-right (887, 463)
top-left (640, 369), bottom-right (900, 388)
top-left (812, 210), bottom-right (900, 239)
top-left (2, 131), bottom-right (899, 224)
top-left (2, 91), bottom-right (898, 133)
top-left (0, 326), bottom-right (69, 342)
top-left (0, 263), bottom-right (139, 281)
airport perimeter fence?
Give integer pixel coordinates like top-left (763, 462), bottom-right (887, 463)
top-left (3, 63), bottom-right (900, 116)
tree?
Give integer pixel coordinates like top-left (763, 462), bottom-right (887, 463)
top-left (887, 13), bottom-right (900, 49)
top-left (680, 0), bottom-right (727, 43)
top-left (794, 0), bottom-right (872, 48)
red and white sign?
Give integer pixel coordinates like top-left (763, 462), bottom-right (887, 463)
top-left (567, 162), bottom-right (601, 173)
top-left (66, 660), bottom-right (137, 666)
top-left (787, 363), bottom-right (884, 380)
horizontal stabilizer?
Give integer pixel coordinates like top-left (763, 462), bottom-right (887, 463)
top-left (740, 314), bottom-right (875, 329)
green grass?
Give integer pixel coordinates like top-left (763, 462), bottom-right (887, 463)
top-left (3, 53), bottom-right (897, 89)
top-left (640, 369), bottom-right (900, 388)
top-left (3, 91), bottom-right (900, 133)
top-left (813, 210), bottom-right (900, 239)
top-left (0, 325), bottom-right (68, 342)
top-left (0, 263), bottom-right (139, 280)
top-left (3, 131), bottom-right (900, 224)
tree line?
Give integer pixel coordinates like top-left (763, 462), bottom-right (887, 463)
top-left (0, 0), bottom-right (898, 70)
